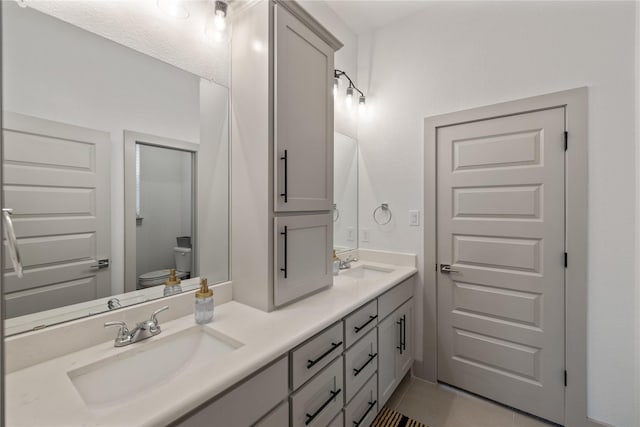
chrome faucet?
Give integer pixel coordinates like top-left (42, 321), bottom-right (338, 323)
top-left (104, 306), bottom-right (169, 347)
top-left (339, 255), bottom-right (358, 270)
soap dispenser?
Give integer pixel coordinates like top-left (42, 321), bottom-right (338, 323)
top-left (195, 278), bottom-right (214, 324)
top-left (164, 268), bottom-right (183, 296)
top-left (333, 250), bottom-right (340, 276)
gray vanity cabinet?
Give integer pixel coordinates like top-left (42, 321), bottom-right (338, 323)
top-left (173, 357), bottom-right (288, 427)
top-left (231, 0), bottom-right (342, 312)
top-left (273, 214), bottom-right (333, 306)
top-left (378, 298), bottom-right (414, 408)
top-left (274, 4), bottom-right (334, 213)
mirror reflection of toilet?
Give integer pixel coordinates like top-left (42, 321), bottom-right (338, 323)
top-left (138, 246), bottom-right (192, 289)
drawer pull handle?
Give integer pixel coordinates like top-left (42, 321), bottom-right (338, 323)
top-left (280, 149), bottom-right (288, 203)
top-left (305, 388), bottom-right (341, 425)
top-left (353, 400), bottom-right (377, 426)
top-left (307, 341), bottom-right (343, 369)
top-left (353, 353), bottom-right (377, 377)
top-left (353, 315), bottom-right (377, 333)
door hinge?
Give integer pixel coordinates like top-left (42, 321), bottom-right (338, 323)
top-left (564, 131), bottom-right (568, 151)
top-left (564, 252), bottom-right (568, 268)
top-left (564, 370), bottom-right (567, 386)
top-left (435, 263), bottom-right (438, 272)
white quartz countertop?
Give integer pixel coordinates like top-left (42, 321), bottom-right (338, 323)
top-left (5, 260), bottom-right (416, 427)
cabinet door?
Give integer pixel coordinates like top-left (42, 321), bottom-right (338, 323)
top-left (377, 311), bottom-right (401, 408)
top-left (274, 5), bottom-right (334, 212)
top-left (377, 298), bottom-right (414, 408)
top-left (396, 299), bottom-right (413, 378)
top-left (274, 214), bottom-right (332, 306)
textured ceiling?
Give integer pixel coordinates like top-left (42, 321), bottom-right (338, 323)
top-left (25, 0), bottom-right (231, 85)
top-left (324, 0), bottom-right (431, 35)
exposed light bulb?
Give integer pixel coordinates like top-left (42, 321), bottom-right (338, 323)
top-left (157, 0), bottom-right (189, 19)
top-left (346, 86), bottom-right (354, 107)
top-left (214, 11), bottom-right (226, 31)
top-left (214, 1), bottom-right (228, 31)
top-left (333, 78), bottom-right (339, 96)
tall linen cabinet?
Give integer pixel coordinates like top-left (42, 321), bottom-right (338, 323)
top-left (231, 0), bottom-right (342, 311)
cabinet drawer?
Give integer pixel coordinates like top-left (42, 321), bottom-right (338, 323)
top-left (344, 300), bottom-right (378, 348)
top-left (175, 356), bottom-right (288, 427)
top-left (254, 401), bottom-right (289, 427)
top-left (274, 214), bottom-right (333, 307)
top-left (345, 373), bottom-right (378, 427)
top-left (291, 356), bottom-right (344, 427)
top-left (328, 411), bottom-right (344, 427)
top-left (344, 327), bottom-right (378, 403)
top-left (378, 276), bottom-right (414, 321)
top-left (291, 321), bottom-right (344, 390)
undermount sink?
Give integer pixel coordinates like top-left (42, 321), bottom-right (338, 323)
top-left (68, 326), bottom-right (243, 415)
top-left (341, 264), bottom-right (394, 280)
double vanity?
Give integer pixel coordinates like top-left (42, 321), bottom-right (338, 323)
top-left (5, 251), bottom-right (417, 426)
top-left (1, 1), bottom-right (417, 426)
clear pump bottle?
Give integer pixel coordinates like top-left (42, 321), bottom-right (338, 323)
top-left (195, 278), bottom-right (214, 324)
top-left (163, 268), bottom-right (183, 297)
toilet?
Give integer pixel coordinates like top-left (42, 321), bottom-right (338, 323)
top-left (138, 247), bottom-right (192, 289)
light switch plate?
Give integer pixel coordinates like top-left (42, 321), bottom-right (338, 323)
top-left (346, 226), bottom-right (354, 241)
top-left (409, 210), bottom-right (420, 226)
top-left (361, 228), bottom-right (370, 242)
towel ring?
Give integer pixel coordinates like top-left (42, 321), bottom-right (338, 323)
top-left (373, 203), bottom-right (392, 225)
top-left (333, 204), bottom-right (340, 222)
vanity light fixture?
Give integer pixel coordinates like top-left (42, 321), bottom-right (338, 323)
top-left (334, 69), bottom-right (366, 110)
top-left (214, 0), bottom-right (228, 31)
top-left (205, 0), bottom-right (230, 42)
top-left (157, 0), bottom-right (189, 19)
top-left (346, 86), bottom-right (354, 106)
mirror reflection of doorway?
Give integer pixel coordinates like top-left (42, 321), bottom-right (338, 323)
top-left (124, 131), bottom-right (198, 293)
top-left (135, 143), bottom-right (195, 290)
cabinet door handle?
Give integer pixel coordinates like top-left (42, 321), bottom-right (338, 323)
top-left (396, 318), bottom-right (403, 355)
top-left (280, 149), bottom-right (288, 203)
top-left (306, 341), bottom-right (342, 369)
top-left (402, 314), bottom-right (407, 351)
top-left (353, 400), bottom-right (377, 426)
top-left (354, 315), bottom-right (377, 333)
top-left (353, 353), bottom-right (377, 377)
top-left (280, 226), bottom-right (288, 279)
top-left (305, 388), bottom-right (341, 425)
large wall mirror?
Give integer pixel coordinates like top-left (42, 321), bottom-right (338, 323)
top-left (2, 1), bottom-right (230, 335)
top-left (334, 132), bottom-right (358, 253)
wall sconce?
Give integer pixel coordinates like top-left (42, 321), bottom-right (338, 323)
top-left (334, 69), bottom-right (366, 110)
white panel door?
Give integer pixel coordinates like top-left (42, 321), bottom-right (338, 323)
top-left (273, 213), bottom-right (332, 307)
top-left (274, 4), bottom-right (333, 212)
top-left (437, 108), bottom-right (565, 423)
top-left (2, 112), bottom-right (110, 318)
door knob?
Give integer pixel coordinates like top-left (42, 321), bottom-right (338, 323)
top-left (440, 264), bottom-right (460, 274)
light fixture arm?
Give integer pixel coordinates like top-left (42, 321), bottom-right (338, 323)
top-left (334, 69), bottom-right (364, 98)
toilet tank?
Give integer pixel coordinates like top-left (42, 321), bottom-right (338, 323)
top-left (174, 247), bottom-right (192, 273)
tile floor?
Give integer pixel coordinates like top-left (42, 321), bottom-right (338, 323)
top-left (384, 374), bottom-right (558, 427)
